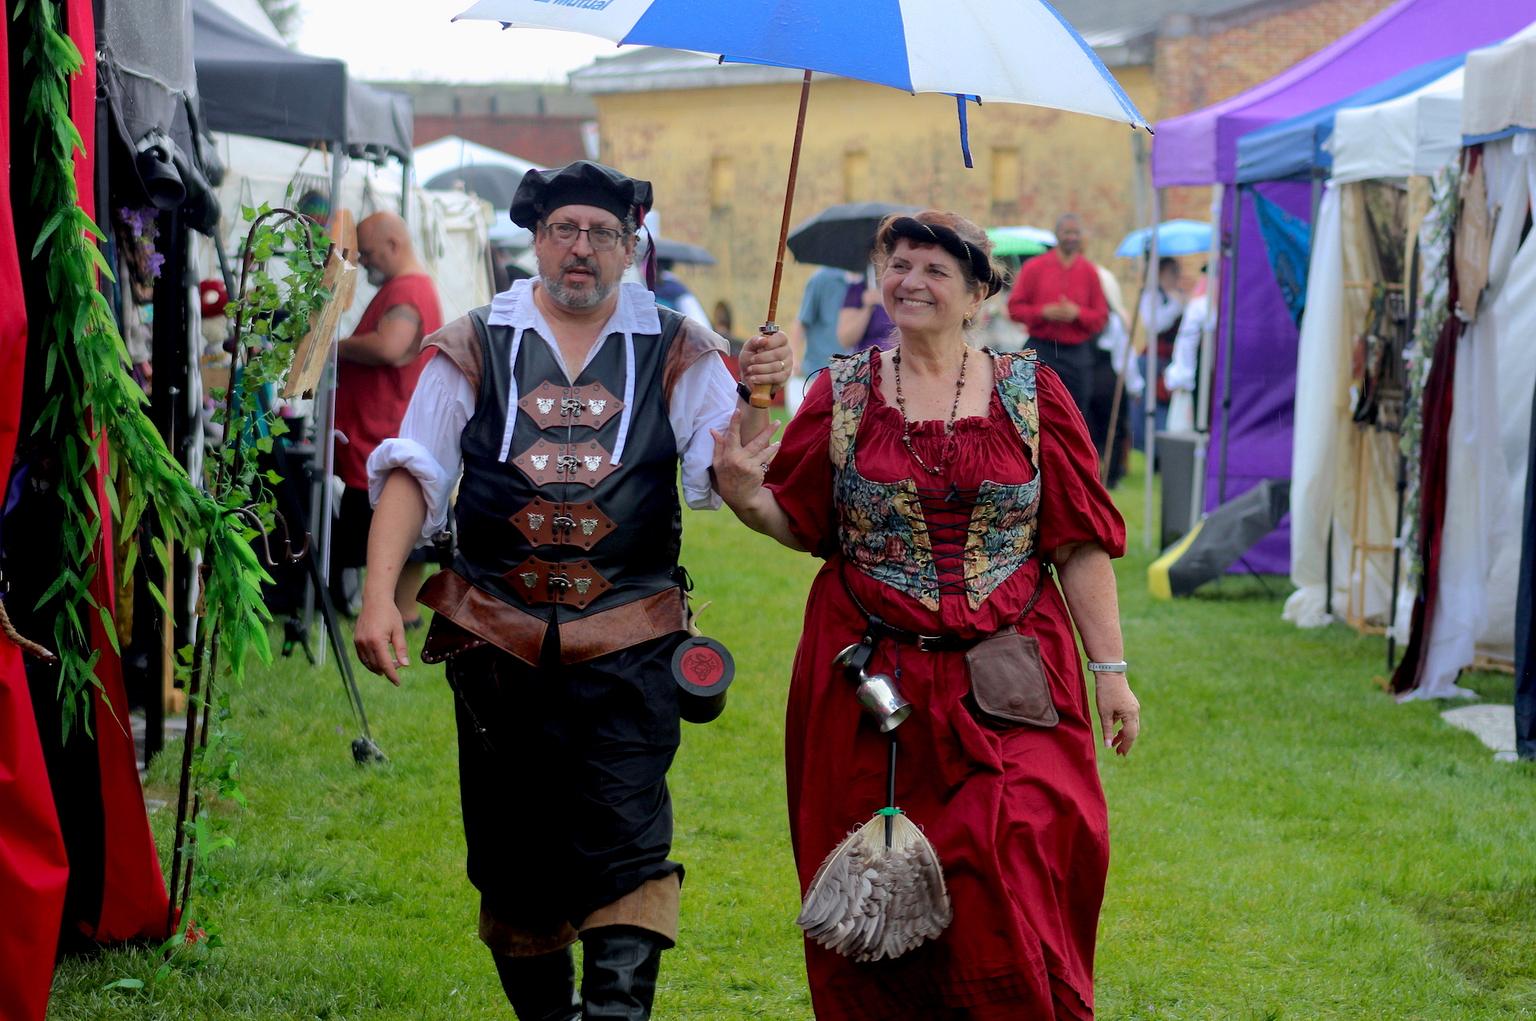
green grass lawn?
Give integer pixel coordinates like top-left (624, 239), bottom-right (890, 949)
top-left (47, 454), bottom-right (1536, 1020)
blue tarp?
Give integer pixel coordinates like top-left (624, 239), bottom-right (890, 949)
top-left (1233, 53), bottom-right (1465, 183)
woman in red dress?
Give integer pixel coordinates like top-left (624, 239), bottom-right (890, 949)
top-left (714, 211), bottom-right (1141, 1020)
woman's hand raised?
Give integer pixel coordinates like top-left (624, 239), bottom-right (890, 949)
top-left (710, 409), bottom-right (780, 512)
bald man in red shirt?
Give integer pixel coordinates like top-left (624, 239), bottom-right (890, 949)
top-left (332, 211), bottom-right (443, 622)
top-left (1006, 213), bottom-right (1107, 418)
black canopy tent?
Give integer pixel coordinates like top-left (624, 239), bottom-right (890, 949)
top-left (192, 0), bottom-right (412, 164)
top-left (191, 0), bottom-right (414, 686)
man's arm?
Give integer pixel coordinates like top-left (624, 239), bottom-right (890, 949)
top-left (353, 470), bottom-right (426, 685)
top-left (339, 304), bottom-right (422, 366)
top-left (1077, 269), bottom-right (1109, 335)
top-left (1006, 265), bottom-right (1049, 332)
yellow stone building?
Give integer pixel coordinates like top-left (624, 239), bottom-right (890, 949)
top-left (572, 49), bottom-right (1157, 332)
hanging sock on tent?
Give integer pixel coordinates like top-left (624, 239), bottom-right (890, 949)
top-left (1249, 186), bottom-right (1312, 326)
top-left (954, 95), bottom-right (981, 169)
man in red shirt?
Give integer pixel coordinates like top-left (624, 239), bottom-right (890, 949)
top-left (331, 211), bottom-right (443, 622)
top-left (1006, 213), bottom-right (1108, 418)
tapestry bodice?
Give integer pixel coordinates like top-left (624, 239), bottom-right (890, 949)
top-left (829, 348), bottom-right (1042, 612)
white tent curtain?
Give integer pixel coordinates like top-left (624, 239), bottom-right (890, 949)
top-left (1408, 134), bottom-right (1536, 699)
top-left (1284, 183), bottom-right (1403, 630)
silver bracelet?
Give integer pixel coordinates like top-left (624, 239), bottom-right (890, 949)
top-left (1086, 660), bottom-right (1128, 674)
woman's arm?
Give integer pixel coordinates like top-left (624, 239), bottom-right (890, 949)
top-left (836, 290), bottom-right (877, 349)
top-left (710, 410), bottom-right (812, 552)
top-left (1054, 541), bottom-right (1141, 755)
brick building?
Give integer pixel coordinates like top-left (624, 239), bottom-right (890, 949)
top-left (567, 0), bottom-right (1396, 324)
top-left (373, 81), bottom-right (597, 167)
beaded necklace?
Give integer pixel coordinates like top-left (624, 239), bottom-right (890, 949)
top-left (892, 346), bottom-right (969, 476)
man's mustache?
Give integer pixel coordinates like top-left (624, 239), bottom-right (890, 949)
top-left (561, 256), bottom-right (598, 274)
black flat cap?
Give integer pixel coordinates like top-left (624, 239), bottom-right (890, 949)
top-left (509, 160), bottom-right (654, 230)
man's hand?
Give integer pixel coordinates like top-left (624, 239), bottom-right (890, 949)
top-left (860, 284), bottom-right (881, 308)
top-left (740, 328), bottom-right (793, 393)
top-left (1043, 294), bottom-right (1081, 323)
top-left (354, 596), bottom-right (409, 686)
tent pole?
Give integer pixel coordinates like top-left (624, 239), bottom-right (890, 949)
top-left (1216, 186), bottom-right (1243, 505)
top-left (1143, 187), bottom-right (1162, 551)
top-left (400, 157), bottom-right (410, 217)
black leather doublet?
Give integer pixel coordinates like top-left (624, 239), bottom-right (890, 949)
top-left (452, 304), bottom-right (687, 623)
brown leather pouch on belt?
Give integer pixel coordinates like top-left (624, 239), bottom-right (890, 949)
top-left (963, 627), bottom-right (1058, 728)
top-left (420, 616), bottom-right (488, 664)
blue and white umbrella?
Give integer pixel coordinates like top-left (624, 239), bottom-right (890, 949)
top-left (1116, 219), bottom-right (1213, 259)
top-left (455, 0), bottom-right (1148, 404)
top-left (455, 0), bottom-right (1147, 129)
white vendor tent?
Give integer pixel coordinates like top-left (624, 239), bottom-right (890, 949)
top-left (202, 133), bottom-right (494, 329)
top-left (1407, 34), bottom-right (1536, 699)
top-left (1283, 23), bottom-right (1536, 649)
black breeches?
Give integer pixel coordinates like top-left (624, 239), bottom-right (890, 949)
top-left (447, 632), bottom-right (687, 932)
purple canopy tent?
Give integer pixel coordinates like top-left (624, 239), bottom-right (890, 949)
top-left (1151, 0), bottom-right (1534, 572)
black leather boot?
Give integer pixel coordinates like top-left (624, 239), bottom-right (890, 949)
top-left (492, 946), bottom-right (581, 1021)
top-left (579, 925), bottom-right (667, 1020)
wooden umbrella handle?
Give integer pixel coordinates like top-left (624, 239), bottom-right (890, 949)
top-left (754, 70), bottom-right (815, 409)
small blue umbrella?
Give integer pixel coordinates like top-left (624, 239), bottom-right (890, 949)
top-left (1116, 219), bottom-right (1213, 259)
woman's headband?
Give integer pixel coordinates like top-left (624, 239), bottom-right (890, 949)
top-left (885, 217), bottom-right (1003, 297)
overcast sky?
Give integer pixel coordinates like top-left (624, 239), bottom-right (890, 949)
top-left (295, 0), bottom-right (634, 83)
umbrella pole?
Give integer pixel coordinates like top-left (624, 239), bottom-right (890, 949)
top-left (752, 69), bottom-right (814, 409)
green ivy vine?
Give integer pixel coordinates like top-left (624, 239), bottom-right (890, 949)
top-left (18, 0), bottom-right (330, 955)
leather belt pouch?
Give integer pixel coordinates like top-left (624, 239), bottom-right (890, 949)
top-left (420, 615), bottom-right (487, 664)
top-left (418, 569), bottom-right (547, 666)
top-left (963, 627), bottom-right (1058, 728)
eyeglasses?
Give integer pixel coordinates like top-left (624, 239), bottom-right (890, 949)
top-left (542, 221), bottom-right (626, 252)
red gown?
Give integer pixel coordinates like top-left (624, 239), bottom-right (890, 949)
top-left (766, 352), bottom-right (1125, 1020)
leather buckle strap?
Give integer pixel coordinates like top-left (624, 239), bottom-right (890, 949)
top-left (505, 556), bottom-right (613, 610)
top-left (512, 438), bottom-right (620, 488)
top-left (510, 496), bottom-right (616, 551)
top-left (517, 380), bottom-right (624, 431)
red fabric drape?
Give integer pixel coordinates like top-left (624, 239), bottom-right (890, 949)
top-left (0, 7), bottom-right (70, 1019)
top-left (63, 0), bottom-right (171, 943)
top-left (1392, 150), bottom-right (1473, 696)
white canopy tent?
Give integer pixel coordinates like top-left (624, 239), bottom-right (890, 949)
top-left (1283, 22), bottom-right (1536, 650)
top-left (1410, 34), bottom-right (1536, 699)
top-left (411, 134), bottom-right (539, 185)
top-left (200, 133), bottom-right (494, 329)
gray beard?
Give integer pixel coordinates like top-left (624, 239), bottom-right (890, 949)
top-left (366, 266), bottom-right (387, 287)
top-left (541, 271), bottom-right (614, 311)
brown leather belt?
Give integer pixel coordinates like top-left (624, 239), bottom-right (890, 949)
top-left (418, 568), bottom-right (687, 667)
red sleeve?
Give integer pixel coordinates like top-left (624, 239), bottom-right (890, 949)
top-left (1076, 263), bottom-right (1108, 336)
top-left (1006, 260), bottom-right (1048, 332)
top-left (764, 370), bottom-right (837, 556)
top-left (1034, 365), bottom-right (1126, 558)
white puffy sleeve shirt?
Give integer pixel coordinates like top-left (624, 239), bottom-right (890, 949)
top-left (366, 280), bottom-right (737, 542)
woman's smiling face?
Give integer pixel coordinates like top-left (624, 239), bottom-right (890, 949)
top-left (880, 239), bottom-right (981, 336)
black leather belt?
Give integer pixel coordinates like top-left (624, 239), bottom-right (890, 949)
top-left (837, 558), bottom-right (1050, 652)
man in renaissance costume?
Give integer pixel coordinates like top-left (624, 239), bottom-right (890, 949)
top-left (353, 160), bottom-right (790, 1020)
